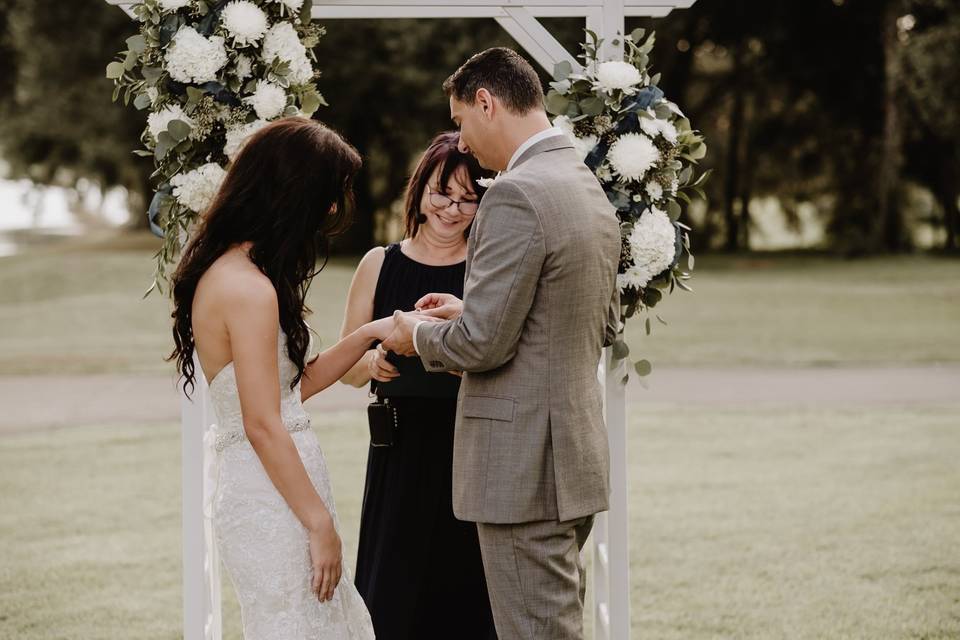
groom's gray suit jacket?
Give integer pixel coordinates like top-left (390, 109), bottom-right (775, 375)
top-left (417, 135), bottom-right (622, 524)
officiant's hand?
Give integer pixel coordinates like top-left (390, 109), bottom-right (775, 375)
top-left (415, 292), bottom-right (464, 320)
top-left (368, 344), bottom-right (399, 382)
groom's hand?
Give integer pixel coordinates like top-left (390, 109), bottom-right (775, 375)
top-left (415, 292), bottom-right (464, 320)
top-left (381, 310), bottom-right (421, 357)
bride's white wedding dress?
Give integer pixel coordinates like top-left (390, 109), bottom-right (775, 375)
top-left (205, 328), bottom-right (375, 640)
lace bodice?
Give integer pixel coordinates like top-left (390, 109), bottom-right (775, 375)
top-left (207, 329), bottom-right (312, 445)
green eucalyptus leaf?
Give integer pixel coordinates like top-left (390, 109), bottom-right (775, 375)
top-left (126, 34), bottom-right (147, 54)
top-left (634, 360), bottom-right (653, 376)
top-left (142, 66), bottom-right (162, 85)
top-left (667, 200), bottom-right (681, 221)
top-left (630, 27), bottom-right (646, 43)
top-left (612, 339), bottom-right (630, 360)
top-left (167, 119), bottom-right (191, 142)
top-left (554, 60), bottom-right (573, 82)
top-left (134, 93), bottom-right (151, 110)
top-left (544, 91), bottom-right (570, 116)
top-left (106, 61), bottom-right (125, 80)
top-left (580, 97), bottom-right (605, 117)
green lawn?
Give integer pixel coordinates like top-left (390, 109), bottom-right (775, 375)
top-left (2, 405), bottom-right (958, 639)
top-left (1, 237), bottom-right (958, 374)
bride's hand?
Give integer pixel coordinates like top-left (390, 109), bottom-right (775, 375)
top-left (364, 316), bottom-right (395, 342)
top-left (308, 514), bottom-right (343, 603)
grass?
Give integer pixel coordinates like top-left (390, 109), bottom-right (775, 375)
top-left (0, 237), bottom-right (958, 375)
top-left (2, 405), bottom-right (959, 639)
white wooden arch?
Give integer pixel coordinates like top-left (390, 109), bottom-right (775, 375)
top-left (107, 1), bottom-right (695, 638)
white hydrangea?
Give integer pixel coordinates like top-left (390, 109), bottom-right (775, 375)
top-left (618, 207), bottom-right (676, 291)
top-left (262, 23), bottom-right (314, 84)
top-left (640, 114), bottom-right (679, 144)
top-left (224, 119), bottom-right (270, 161)
top-left (222, 1), bottom-right (269, 47)
top-left (170, 163), bottom-right (227, 213)
top-left (553, 115), bottom-right (598, 162)
top-left (147, 104), bottom-right (194, 140)
top-left (645, 181), bottom-right (663, 201)
top-left (595, 61), bottom-right (642, 93)
top-left (158, 0), bottom-right (190, 10)
top-left (246, 81), bottom-right (287, 119)
top-left (166, 27), bottom-right (228, 84)
top-left (608, 133), bottom-right (660, 182)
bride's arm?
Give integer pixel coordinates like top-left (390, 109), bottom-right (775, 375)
top-left (226, 276), bottom-right (347, 601)
top-left (299, 313), bottom-right (393, 401)
top-left (310, 247), bottom-right (387, 396)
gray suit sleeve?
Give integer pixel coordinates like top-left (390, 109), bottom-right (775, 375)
top-left (603, 283), bottom-right (621, 347)
top-left (417, 181), bottom-right (545, 373)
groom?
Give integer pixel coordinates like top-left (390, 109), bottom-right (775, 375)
top-left (383, 47), bottom-right (621, 640)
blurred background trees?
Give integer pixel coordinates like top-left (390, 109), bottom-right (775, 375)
top-left (0, 0), bottom-right (957, 253)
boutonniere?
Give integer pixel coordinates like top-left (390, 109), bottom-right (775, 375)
top-left (476, 172), bottom-right (501, 189)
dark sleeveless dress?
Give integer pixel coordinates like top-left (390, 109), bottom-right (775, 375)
top-left (354, 242), bottom-right (496, 640)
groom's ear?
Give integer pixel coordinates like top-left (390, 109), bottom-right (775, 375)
top-left (476, 88), bottom-right (495, 120)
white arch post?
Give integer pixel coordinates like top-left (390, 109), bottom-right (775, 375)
top-left (107, 2), bottom-right (695, 638)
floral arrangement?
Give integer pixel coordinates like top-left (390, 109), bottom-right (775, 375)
top-left (107, 0), bottom-right (324, 294)
top-left (545, 28), bottom-right (709, 375)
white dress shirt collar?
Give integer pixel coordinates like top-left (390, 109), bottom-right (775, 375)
top-left (506, 126), bottom-right (566, 172)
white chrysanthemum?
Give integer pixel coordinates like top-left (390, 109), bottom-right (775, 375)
top-left (166, 27), bottom-right (228, 84)
top-left (645, 181), bottom-right (663, 201)
top-left (234, 54), bottom-right (253, 80)
top-left (608, 133), bottom-right (660, 182)
top-left (158, 0), bottom-right (190, 10)
top-left (618, 207), bottom-right (676, 291)
top-left (170, 163), bottom-right (226, 213)
top-left (595, 61), bottom-right (642, 93)
top-left (222, 1), bottom-right (269, 46)
top-left (224, 119), bottom-right (270, 161)
top-left (553, 115), bottom-right (598, 161)
top-left (246, 81), bottom-right (287, 119)
top-left (262, 23), bottom-right (314, 84)
top-left (147, 104), bottom-right (194, 140)
top-left (639, 115), bottom-right (679, 144)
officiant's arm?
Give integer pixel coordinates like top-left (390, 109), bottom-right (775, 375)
top-left (416, 181), bottom-right (544, 373)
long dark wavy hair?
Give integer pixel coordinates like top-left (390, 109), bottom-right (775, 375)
top-left (403, 131), bottom-right (495, 239)
top-left (169, 117), bottom-right (362, 396)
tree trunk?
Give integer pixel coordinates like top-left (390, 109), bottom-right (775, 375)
top-left (723, 45), bottom-right (745, 253)
top-left (879, 0), bottom-right (906, 252)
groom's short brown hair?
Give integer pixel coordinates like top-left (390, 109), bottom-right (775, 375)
top-left (443, 47), bottom-right (544, 114)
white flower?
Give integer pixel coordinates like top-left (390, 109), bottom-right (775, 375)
top-left (221, 1), bottom-right (269, 47)
top-left (234, 54), bottom-right (253, 80)
top-left (476, 175), bottom-right (499, 189)
top-left (147, 104), bottom-right (194, 140)
top-left (618, 206), bottom-right (676, 291)
top-left (246, 81), bottom-right (287, 119)
top-left (170, 163), bottom-right (227, 213)
top-left (645, 181), bottom-right (663, 201)
top-left (158, 0), bottom-right (190, 10)
top-left (595, 163), bottom-right (613, 182)
top-left (224, 119), bottom-right (270, 161)
top-left (166, 27), bottom-right (228, 84)
top-left (670, 178), bottom-right (679, 196)
top-left (608, 133), bottom-right (660, 182)
top-left (595, 61), bottom-right (642, 93)
top-left (639, 114), bottom-right (679, 144)
top-left (262, 23), bottom-right (314, 84)
top-left (553, 115), bottom-right (598, 161)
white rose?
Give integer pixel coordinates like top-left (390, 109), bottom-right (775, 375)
top-left (221, 1), bottom-right (269, 47)
top-left (165, 27), bottom-right (228, 84)
top-left (595, 60), bottom-right (642, 93)
top-left (608, 133), bottom-right (660, 182)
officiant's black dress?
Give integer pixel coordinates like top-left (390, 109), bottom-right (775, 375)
top-left (354, 242), bottom-right (496, 640)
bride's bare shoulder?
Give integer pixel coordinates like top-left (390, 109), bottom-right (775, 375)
top-left (199, 250), bottom-right (277, 314)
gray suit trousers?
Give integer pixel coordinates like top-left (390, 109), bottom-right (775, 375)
top-left (476, 516), bottom-right (594, 640)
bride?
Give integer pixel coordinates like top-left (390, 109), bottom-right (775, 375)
top-left (168, 117), bottom-right (389, 639)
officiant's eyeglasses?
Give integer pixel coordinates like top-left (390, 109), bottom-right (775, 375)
top-left (427, 187), bottom-right (479, 216)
